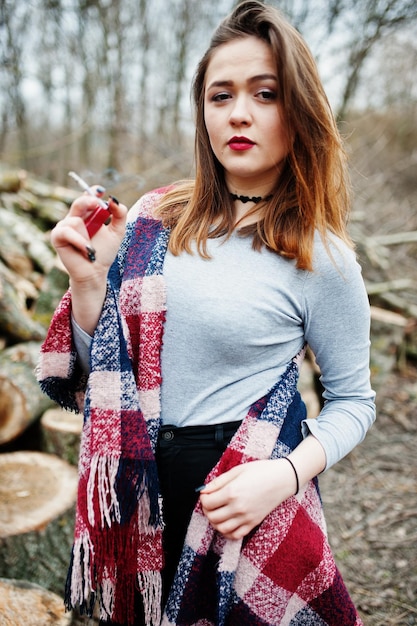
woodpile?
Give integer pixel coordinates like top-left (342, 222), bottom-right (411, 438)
top-left (0, 168), bottom-right (75, 448)
top-left (0, 163), bottom-right (415, 622)
top-left (0, 168), bottom-right (81, 622)
top-left (0, 451), bottom-right (78, 623)
top-left (350, 218), bottom-right (417, 389)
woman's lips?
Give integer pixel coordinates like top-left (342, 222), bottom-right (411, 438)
top-left (228, 136), bottom-right (255, 151)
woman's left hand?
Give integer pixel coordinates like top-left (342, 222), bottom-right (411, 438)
top-left (199, 459), bottom-right (296, 540)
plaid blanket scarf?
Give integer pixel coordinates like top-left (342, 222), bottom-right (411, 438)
top-left (37, 189), bottom-right (363, 625)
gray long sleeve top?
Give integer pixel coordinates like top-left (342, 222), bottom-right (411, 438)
top-left (73, 227), bottom-right (376, 471)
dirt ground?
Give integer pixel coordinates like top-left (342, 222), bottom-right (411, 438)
top-left (320, 363), bottom-right (417, 626)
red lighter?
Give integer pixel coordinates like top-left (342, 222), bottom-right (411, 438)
top-left (68, 171), bottom-right (111, 238)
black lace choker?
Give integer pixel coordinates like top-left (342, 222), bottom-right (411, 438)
top-left (230, 192), bottom-right (273, 204)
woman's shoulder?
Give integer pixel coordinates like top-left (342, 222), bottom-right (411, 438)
top-left (301, 231), bottom-right (368, 311)
top-left (127, 185), bottom-right (175, 223)
top-left (313, 230), bottom-right (357, 270)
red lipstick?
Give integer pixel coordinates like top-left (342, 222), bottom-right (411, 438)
top-left (228, 136), bottom-right (255, 151)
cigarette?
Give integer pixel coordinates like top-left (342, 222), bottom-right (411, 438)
top-left (68, 171), bottom-right (108, 209)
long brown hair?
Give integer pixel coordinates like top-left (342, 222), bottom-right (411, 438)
top-left (156, 0), bottom-right (352, 270)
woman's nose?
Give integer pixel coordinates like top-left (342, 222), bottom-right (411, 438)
top-left (229, 95), bottom-right (252, 126)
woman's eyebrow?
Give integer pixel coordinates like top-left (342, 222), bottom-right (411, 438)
top-left (206, 73), bottom-right (278, 91)
top-left (206, 79), bottom-right (234, 90)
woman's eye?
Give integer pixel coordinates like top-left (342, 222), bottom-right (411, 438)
top-left (211, 92), bottom-right (231, 102)
top-left (257, 89), bottom-right (277, 101)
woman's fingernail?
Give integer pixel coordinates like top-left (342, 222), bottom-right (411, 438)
top-left (195, 484), bottom-right (206, 493)
top-left (96, 185), bottom-right (106, 194)
top-left (109, 195), bottom-right (119, 205)
top-left (86, 245), bottom-right (96, 262)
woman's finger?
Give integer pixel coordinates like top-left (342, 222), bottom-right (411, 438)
top-left (51, 216), bottom-right (96, 257)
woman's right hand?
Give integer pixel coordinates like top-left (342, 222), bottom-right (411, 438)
top-left (51, 191), bottom-right (128, 284)
top-left (51, 190), bottom-right (128, 335)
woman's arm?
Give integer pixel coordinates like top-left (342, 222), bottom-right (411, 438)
top-left (200, 237), bottom-right (375, 539)
top-left (50, 192), bottom-right (127, 335)
top-left (301, 237), bottom-right (376, 469)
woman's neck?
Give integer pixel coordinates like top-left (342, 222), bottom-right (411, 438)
top-left (230, 192), bottom-right (272, 204)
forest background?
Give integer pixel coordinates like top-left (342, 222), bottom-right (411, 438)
top-left (1, 1), bottom-right (417, 625)
top-left (2, 0), bottom-right (417, 200)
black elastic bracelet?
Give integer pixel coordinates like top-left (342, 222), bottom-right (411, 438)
top-left (284, 456), bottom-right (299, 495)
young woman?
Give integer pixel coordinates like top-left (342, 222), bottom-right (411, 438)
top-left (38, 2), bottom-right (375, 625)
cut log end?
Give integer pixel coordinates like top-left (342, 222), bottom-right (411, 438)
top-left (0, 451), bottom-right (77, 538)
top-left (0, 452), bottom-right (78, 597)
top-left (0, 376), bottom-right (28, 444)
top-left (0, 578), bottom-right (72, 626)
top-left (0, 342), bottom-right (55, 446)
top-left (41, 407), bottom-right (83, 465)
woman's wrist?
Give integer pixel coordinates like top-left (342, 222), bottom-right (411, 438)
top-left (283, 456), bottom-right (299, 495)
top-left (70, 277), bottom-right (108, 336)
top-left (286, 435), bottom-right (327, 491)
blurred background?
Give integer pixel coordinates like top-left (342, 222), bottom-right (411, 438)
top-left (1, 0), bottom-right (416, 199)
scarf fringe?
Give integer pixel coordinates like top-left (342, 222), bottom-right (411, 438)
top-left (138, 570), bottom-right (163, 626)
top-left (85, 453), bottom-right (162, 530)
top-left (99, 571), bottom-right (116, 622)
top-left (64, 532), bottom-right (95, 617)
top-left (66, 454), bottom-right (163, 624)
top-left (65, 520), bottom-right (163, 625)
top-left (87, 454), bottom-right (121, 528)
top-left (38, 375), bottom-right (83, 414)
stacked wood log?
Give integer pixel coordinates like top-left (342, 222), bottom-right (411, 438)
top-left (0, 579), bottom-right (72, 626)
top-left (0, 170), bottom-right (73, 344)
top-left (0, 452), bottom-right (77, 596)
top-left (0, 168), bottom-right (74, 448)
top-left (0, 342), bottom-right (56, 445)
top-left (41, 407), bottom-right (83, 466)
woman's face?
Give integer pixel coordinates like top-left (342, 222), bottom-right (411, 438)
top-left (204, 36), bottom-right (289, 194)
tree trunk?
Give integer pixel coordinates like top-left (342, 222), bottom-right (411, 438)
top-left (41, 407), bottom-right (83, 466)
top-left (0, 578), bottom-right (72, 626)
top-left (0, 452), bottom-right (77, 596)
